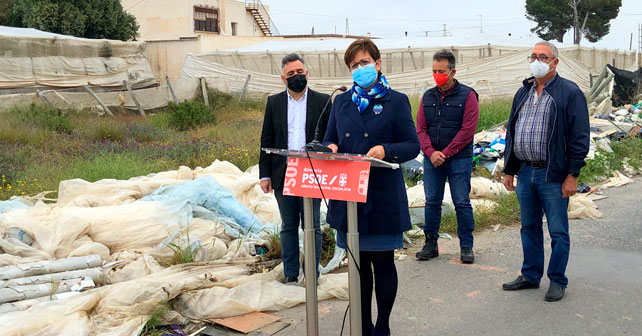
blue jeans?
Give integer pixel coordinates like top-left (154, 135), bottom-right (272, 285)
top-left (274, 189), bottom-right (322, 277)
top-left (423, 157), bottom-right (475, 248)
top-left (516, 164), bottom-right (570, 288)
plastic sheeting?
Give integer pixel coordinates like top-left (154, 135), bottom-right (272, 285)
top-left (142, 176), bottom-right (269, 235)
top-left (0, 263), bottom-right (254, 335)
top-left (0, 200), bottom-right (29, 219)
top-left (181, 48), bottom-right (592, 99)
top-left (0, 26), bottom-right (156, 89)
top-left (0, 263), bottom-right (347, 335)
top-left (568, 195), bottom-right (603, 220)
top-left (0, 159), bottom-right (350, 334)
top-left (175, 273), bottom-right (348, 319)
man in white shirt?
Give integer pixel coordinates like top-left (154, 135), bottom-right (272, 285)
top-left (259, 54), bottom-right (331, 284)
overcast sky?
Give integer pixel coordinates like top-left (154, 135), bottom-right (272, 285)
top-left (263, 0), bottom-right (642, 50)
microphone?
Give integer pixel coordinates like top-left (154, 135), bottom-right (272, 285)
top-left (305, 86), bottom-right (348, 152)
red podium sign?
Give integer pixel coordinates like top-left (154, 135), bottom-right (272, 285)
top-left (282, 157), bottom-right (371, 203)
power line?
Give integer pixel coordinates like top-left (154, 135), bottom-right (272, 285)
top-left (126, 0), bottom-right (146, 11)
top-left (269, 8), bottom-right (529, 23)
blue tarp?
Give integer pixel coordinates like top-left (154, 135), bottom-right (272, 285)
top-left (142, 176), bottom-right (267, 236)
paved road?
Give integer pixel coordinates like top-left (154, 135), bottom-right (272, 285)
top-left (275, 178), bottom-right (642, 335)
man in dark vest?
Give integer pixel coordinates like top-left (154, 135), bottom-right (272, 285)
top-left (415, 49), bottom-right (479, 263)
top-left (259, 54), bottom-right (331, 284)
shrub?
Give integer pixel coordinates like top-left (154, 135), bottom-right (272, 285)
top-left (207, 89), bottom-right (233, 110)
top-left (167, 101), bottom-right (216, 131)
top-left (579, 150), bottom-right (621, 184)
top-left (611, 137), bottom-right (642, 171)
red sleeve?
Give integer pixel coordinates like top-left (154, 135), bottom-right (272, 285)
top-left (416, 97), bottom-right (436, 158)
top-left (442, 91), bottom-right (479, 158)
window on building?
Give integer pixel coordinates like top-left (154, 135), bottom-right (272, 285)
top-left (231, 22), bottom-right (238, 36)
top-left (194, 6), bottom-right (218, 33)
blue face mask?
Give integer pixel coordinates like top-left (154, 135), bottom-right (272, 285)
top-left (351, 63), bottom-right (378, 88)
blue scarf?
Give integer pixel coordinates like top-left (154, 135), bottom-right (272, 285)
top-left (351, 75), bottom-right (390, 113)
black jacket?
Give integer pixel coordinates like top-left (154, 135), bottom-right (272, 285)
top-left (322, 89), bottom-right (420, 234)
top-left (504, 74), bottom-right (590, 183)
top-left (259, 89), bottom-right (331, 190)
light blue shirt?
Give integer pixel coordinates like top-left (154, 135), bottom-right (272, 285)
top-left (286, 88), bottom-right (308, 151)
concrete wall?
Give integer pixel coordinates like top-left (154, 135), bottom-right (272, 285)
top-left (121, 0), bottom-right (269, 41)
top-left (146, 39), bottom-right (202, 81)
top-left (145, 35), bottom-right (285, 80)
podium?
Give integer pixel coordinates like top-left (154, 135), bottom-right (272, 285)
top-left (262, 148), bottom-right (399, 336)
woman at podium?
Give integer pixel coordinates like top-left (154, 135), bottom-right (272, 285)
top-left (323, 39), bottom-right (420, 336)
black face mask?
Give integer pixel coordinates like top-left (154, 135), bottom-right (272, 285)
top-left (286, 74), bottom-right (307, 93)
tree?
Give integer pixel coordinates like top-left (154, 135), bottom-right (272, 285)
top-left (525, 0), bottom-right (570, 42)
top-left (581, 0), bottom-right (621, 43)
top-left (6, 0), bottom-right (138, 41)
top-left (525, 0), bottom-right (621, 44)
top-left (0, 0), bottom-right (16, 26)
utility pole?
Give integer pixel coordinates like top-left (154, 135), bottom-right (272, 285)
top-left (638, 23), bottom-right (641, 67)
top-left (638, 24), bottom-right (641, 52)
top-left (443, 24), bottom-right (447, 37)
top-left (479, 15), bottom-right (483, 33)
top-left (345, 18), bottom-right (349, 37)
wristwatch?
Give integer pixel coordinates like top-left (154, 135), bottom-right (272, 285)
top-left (570, 172), bottom-right (580, 178)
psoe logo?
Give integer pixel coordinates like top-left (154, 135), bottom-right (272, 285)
top-left (338, 173), bottom-right (348, 187)
top-left (357, 170), bottom-right (369, 195)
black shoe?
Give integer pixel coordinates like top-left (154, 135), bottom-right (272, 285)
top-left (545, 283), bottom-right (565, 302)
top-left (502, 276), bottom-right (539, 291)
top-left (460, 247), bottom-right (474, 264)
top-left (416, 238), bottom-right (438, 260)
top-left (284, 275), bottom-right (298, 285)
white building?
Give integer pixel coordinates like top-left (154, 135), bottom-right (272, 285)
top-left (121, 0), bottom-right (277, 40)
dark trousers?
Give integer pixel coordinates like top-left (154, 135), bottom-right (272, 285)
top-left (274, 189), bottom-right (322, 277)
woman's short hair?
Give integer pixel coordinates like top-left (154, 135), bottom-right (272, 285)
top-left (343, 39), bottom-right (381, 67)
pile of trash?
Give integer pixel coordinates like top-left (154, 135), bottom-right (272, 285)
top-left (473, 127), bottom-right (507, 179)
top-left (601, 102), bottom-right (642, 123)
top-left (0, 160), bottom-right (349, 335)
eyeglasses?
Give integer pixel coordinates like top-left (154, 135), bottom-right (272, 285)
top-left (349, 58), bottom-right (374, 71)
top-left (528, 54), bottom-right (554, 63)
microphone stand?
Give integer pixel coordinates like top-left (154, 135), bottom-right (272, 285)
top-left (305, 86), bottom-right (347, 152)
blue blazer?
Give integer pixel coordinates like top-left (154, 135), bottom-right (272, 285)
top-left (504, 74), bottom-right (590, 183)
top-left (323, 89), bottom-right (420, 235)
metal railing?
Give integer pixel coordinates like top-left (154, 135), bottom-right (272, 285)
top-left (245, 0), bottom-right (280, 36)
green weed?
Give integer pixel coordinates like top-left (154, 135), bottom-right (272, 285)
top-left (138, 306), bottom-right (169, 336)
top-left (167, 101), bottom-right (215, 131)
top-left (91, 121), bottom-right (125, 142)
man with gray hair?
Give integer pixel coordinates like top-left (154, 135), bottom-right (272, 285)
top-left (259, 53), bottom-right (331, 284)
top-left (501, 42), bottom-right (590, 301)
top-left (416, 49), bottom-right (479, 263)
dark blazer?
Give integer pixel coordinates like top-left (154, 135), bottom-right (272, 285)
top-left (259, 89), bottom-right (331, 191)
top-left (504, 74), bottom-right (590, 183)
top-left (323, 89), bottom-right (420, 235)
